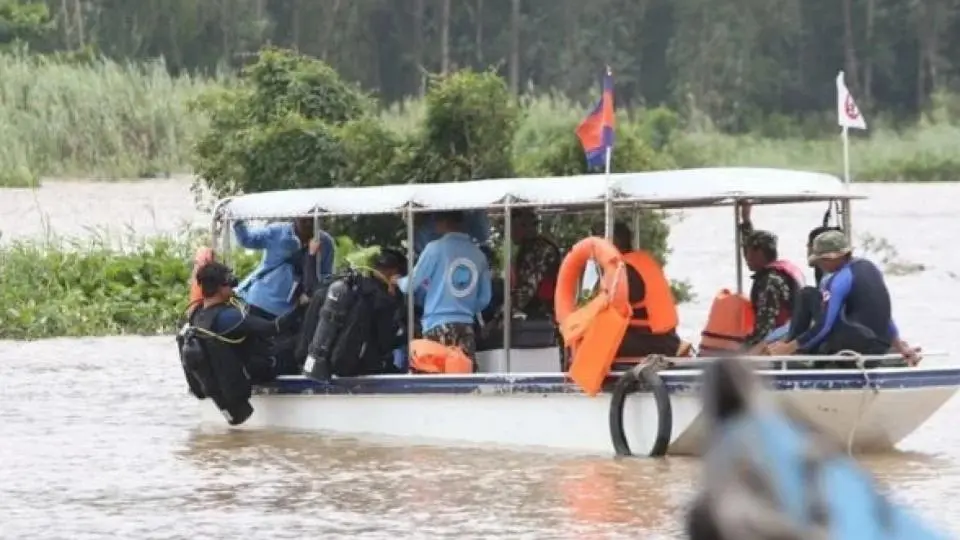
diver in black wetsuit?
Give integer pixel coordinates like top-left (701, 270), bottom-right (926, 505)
top-left (178, 262), bottom-right (296, 424)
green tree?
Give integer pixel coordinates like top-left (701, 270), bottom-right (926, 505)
top-left (0, 0), bottom-right (50, 46)
top-left (189, 46), bottom-right (681, 297)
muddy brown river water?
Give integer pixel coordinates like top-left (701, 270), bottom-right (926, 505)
top-left (1, 180), bottom-right (959, 539)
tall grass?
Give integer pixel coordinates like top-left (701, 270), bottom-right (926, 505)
top-left (0, 54), bottom-right (223, 186)
top-left (378, 92), bottom-right (960, 182)
top-left (1, 53), bottom-right (958, 187)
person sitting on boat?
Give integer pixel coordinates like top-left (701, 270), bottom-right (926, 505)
top-left (738, 203), bottom-right (806, 346)
top-left (233, 217), bottom-right (331, 320)
top-left (392, 210), bottom-right (492, 369)
top-left (183, 262), bottom-right (297, 387)
top-left (767, 231), bottom-right (920, 365)
top-left (806, 224), bottom-right (843, 286)
top-left (610, 221), bottom-right (690, 358)
top-left (367, 247), bottom-right (412, 374)
top-left (509, 208), bottom-right (562, 320)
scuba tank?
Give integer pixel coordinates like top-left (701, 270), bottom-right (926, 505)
top-left (295, 274), bottom-right (341, 365)
top-left (303, 274), bottom-right (360, 382)
top-left (177, 323), bottom-right (209, 399)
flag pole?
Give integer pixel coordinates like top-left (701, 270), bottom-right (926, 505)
top-left (603, 146), bottom-right (613, 240)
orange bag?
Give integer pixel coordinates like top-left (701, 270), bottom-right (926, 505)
top-left (409, 339), bottom-right (473, 374)
top-left (698, 289), bottom-right (755, 353)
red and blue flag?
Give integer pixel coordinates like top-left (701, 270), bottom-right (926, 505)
top-left (575, 68), bottom-right (615, 170)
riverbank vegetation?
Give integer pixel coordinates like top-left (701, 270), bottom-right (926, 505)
top-left (0, 230), bottom-right (384, 340)
top-left (1, 0), bottom-right (959, 186)
top-left (0, 52), bottom-right (958, 188)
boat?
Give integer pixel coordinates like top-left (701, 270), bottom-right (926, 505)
top-left (195, 167), bottom-right (960, 457)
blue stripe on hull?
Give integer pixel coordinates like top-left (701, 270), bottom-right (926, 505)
top-left (253, 368), bottom-right (960, 397)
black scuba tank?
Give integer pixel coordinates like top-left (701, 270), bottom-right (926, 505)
top-left (303, 276), bottom-right (359, 381)
top-left (295, 274), bottom-right (340, 365)
top-left (177, 324), bottom-right (209, 399)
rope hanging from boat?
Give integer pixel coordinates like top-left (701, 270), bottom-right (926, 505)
top-left (608, 355), bottom-right (673, 458)
top-left (837, 350), bottom-right (880, 455)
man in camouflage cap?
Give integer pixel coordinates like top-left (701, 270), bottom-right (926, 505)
top-left (769, 229), bottom-right (921, 364)
top-left (806, 229), bottom-right (852, 270)
top-left (739, 203), bottom-right (805, 348)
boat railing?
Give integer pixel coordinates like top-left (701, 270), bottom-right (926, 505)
top-left (662, 352), bottom-right (947, 371)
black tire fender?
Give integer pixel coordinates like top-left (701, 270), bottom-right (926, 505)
top-left (609, 361), bottom-right (673, 457)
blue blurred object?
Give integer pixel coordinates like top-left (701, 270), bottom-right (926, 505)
top-left (690, 357), bottom-right (948, 540)
top-left (392, 347), bottom-right (409, 372)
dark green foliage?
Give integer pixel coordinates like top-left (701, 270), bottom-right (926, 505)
top-left (189, 46), bottom-right (685, 307)
top-left (0, 0), bottom-right (50, 46)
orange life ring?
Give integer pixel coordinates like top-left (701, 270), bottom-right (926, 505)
top-left (554, 237), bottom-right (631, 396)
top-left (187, 247), bottom-right (215, 315)
top-left (409, 339), bottom-right (473, 374)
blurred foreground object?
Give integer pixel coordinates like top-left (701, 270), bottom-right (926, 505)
top-left (687, 357), bottom-right (948, 540)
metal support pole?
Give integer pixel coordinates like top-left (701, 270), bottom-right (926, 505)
top-left (841, 126), bottom-right (853, 243)
top-left (221, 219), bottom-right (232, 267)
top-left (405, 206), bottom-right (416, 353)
top-left (733, 202), bottom-right (743, 295)
top-left (312, 208), bottom-right (321, 279)
top-left (209, 215), bottom-right (219, 252)
top-left (502, 198), bottom-right (513, 373)
top-left (841, 199), bottom-right (852, 244)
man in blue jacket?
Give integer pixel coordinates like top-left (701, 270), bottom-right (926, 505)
top-left (394, 211), bottom-right (492, 367)
top-left (768, 231), bottom-right (919, 364)
top-left (233, 217), bottom-right (334, 319)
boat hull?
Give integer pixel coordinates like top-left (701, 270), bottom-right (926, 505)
top-left (197, 367), bottom-right (960, 456)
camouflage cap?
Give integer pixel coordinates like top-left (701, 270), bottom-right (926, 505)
top-left (808, 230), bottom-right (851, 263)
top-left (745, 230), bottom-right (778, 252)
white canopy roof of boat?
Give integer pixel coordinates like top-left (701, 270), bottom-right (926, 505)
top-left (217, 167), bottom-right (864, 220)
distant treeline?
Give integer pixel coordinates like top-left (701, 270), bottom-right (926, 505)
top-left (7, 0), bottom-right (960, 131)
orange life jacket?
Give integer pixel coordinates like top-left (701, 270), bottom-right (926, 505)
top-left (621, 250), bottom-right (679, 335)
top-left (554, 236), bottom-right (631, 396)
top-left (409, 339), bottom-right (473, 374)
top-left (699, 289), bottom-right (755, 352)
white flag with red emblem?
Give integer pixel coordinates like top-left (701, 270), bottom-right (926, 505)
top-left (836, 71), bottom-right (866, 130)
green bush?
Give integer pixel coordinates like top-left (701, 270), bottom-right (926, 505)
top-left (516, 122), bottom-right (692, 301)
top-left (0, 228), bottom-right (384, 339)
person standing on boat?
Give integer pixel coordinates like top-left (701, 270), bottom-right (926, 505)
top-left (414, 210), bottom-right (491, 255)
top-left (232, 217), bottom-right (332, 320)
top-left (738, 203), bottom-right (806, 346)
top-left (767, 231), bottom-right (919, 364)
top-left (610, 221), bottom-right (690, 357)
top-left (393, 211), bottom-right (492, 368)
top-left (509, 208), bottom-right (562, 320)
